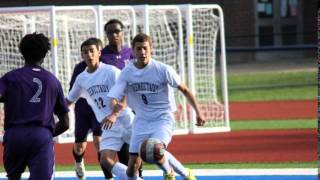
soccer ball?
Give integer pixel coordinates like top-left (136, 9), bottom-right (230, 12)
top-left (139, 138), bottom-right (165, 163)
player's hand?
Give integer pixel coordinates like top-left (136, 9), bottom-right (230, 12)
top-left (195, 114), bottom-right (205, 126)
top-left (101, 113), bottom-right (117, 130)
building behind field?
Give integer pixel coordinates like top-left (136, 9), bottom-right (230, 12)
top-left (0, 0), bottom-right (316, 63)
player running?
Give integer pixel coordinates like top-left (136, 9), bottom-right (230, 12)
top-left (66, 37), bottom-right (134, 180)
top-left (106, 33), bottom-right (205, 180)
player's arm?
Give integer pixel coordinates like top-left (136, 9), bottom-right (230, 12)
top-left (53, 83), bottom-right (70, 137)
top-left (53, 112), bottom-right (69, 137)
top-left (66, 78), bottom-right (82, 106)
top-left (102, 74), bottom-right (128, 129)
top-left (101, 97), bottom-right (124, 130)
top-left (177, 82), bottom-right (205, 126)
top-left (165, 65), bottom-right (205, 126)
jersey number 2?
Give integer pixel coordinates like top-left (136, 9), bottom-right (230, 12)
top-left (29, 77), bottom-right (42, 103)
top-left (95, 97), bottom-right (106, 109)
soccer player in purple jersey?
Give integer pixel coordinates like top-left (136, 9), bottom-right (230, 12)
top-left (0, 33), bottom-right (69, 180)
top-left (100, 19), bottom-right (134, 69)
top-left (101, 19), bottom-right (143, 178)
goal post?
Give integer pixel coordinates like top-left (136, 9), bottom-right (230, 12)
top-left (180, 4), bottom-right (230, 133)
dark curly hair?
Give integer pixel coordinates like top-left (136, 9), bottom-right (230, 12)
top-left (19, 32), bottom-right (50, 64)
top-left (104, 19), bottom-right (124, 33)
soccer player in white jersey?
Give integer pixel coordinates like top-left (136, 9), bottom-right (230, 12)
top-left (66, 37), bottom-right (134, 180)
top-left (106, 33), bottom-right (205, 180)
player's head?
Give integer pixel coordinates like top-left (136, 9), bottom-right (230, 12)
top-left (80, 37), bottom-right (101, 68)
top-left (19, 32), bottom-right (50, 65)
top-left (131, 33), bottom-right (153, 67)
top-left (104, 19), bottom-right (124, 46)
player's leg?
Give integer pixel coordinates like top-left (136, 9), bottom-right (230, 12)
top-left (117, 143), bottom-right (129, 165)
top-left (100, 149), bottom-right (127, 179)
top-left (73, 101), bottom-right (92, 179)
top-left (151, 116), bottom-right (194, 180)
top-left (127, 118), bottom-right (150, 179)
top-left (3, 127), bottom-right (28, 180)
top-left (165, 151), bottom-right (195, 180)
top-left (126, 154), bottom-right (143, 180)
top-left (27, 127), bottom-right (55, 180)
top-left (149, 118), bottom-right (175, 178)
top-left (99, 124), bottom-right (130, 179)
top-left (92, 121), bottom-right (114, 179)
top-left (118, 143), bottom-right (144, 178)
top-left (73, 141), bottom-right (86, 179)
top-left (127, 111), bottom-right (144, 178)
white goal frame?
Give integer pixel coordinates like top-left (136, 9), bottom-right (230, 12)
top-left (180, 4), bottom-right (230, 134)
top-left (0, 4), bottom-right (230, 143)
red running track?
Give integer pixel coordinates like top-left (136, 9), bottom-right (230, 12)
top-left (0, 100), bottom-right (316, 165)
top-left (230, 99), bottom-right (316, 120)
top-left (168, 129), bottom-right (317, 163)
top-left (47, 129), bottom-right (317, 164)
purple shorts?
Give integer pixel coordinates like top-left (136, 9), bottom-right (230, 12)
top-left (3, 126), bottom-right (54, 180)
top-left (74, 98), bottom-right (102, 142)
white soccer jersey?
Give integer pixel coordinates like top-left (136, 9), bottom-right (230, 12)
top-left (108, 59), bottom-right (181, 121)
top-left (67, 62), bottom-right (131, 125)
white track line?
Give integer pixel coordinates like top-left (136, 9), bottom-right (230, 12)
top-left (0, 168), bottom-right (317, 178)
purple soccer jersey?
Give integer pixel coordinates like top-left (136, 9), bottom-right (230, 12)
top-left (0, 65), bottom-right (69, 179)
top-left (0, 65), bottom-right (69, 131)
top-left (100, 45), bottom-right (134, 70)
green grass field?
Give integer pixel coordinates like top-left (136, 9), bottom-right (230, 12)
top-left (226, 71), bottom-right (317, 101)
top-left (231, 119), bottom-right (316, 130)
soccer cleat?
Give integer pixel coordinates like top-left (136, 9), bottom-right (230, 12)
top-left (184, 168), bottom-right (196, 180)
top-left (75, 161), bottom-right (86, 180)
top-left (164, 169), bottom-right (175, 180)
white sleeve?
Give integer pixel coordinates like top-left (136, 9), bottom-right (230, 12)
top-left (107, 70), bottom-right (127, 100)
top-left (67, 77), bottom-right (83, 102)
top-left (165, 65), bottom-right (181, 88)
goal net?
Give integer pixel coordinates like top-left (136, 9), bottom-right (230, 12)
top-left (0, 6), bottom-right (98, 142)
top-left (180, 5), bottom-right (230, 133)
top-left (0, 4), bottom-right (229, 142)
top-left (99, 6), bottom-right (136, 48)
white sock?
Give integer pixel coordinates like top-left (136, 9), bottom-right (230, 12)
top-left (156, 154), bottom-right (172, 175)
top-left (165, 151), bottom-right (188, 177)
top-left (111, 162), bottom-right (127, 179)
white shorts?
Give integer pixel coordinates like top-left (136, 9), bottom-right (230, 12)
top-left (99, 112), bottom-right (134, 152)
top-left (129, 113), bottom-right (175, 153)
